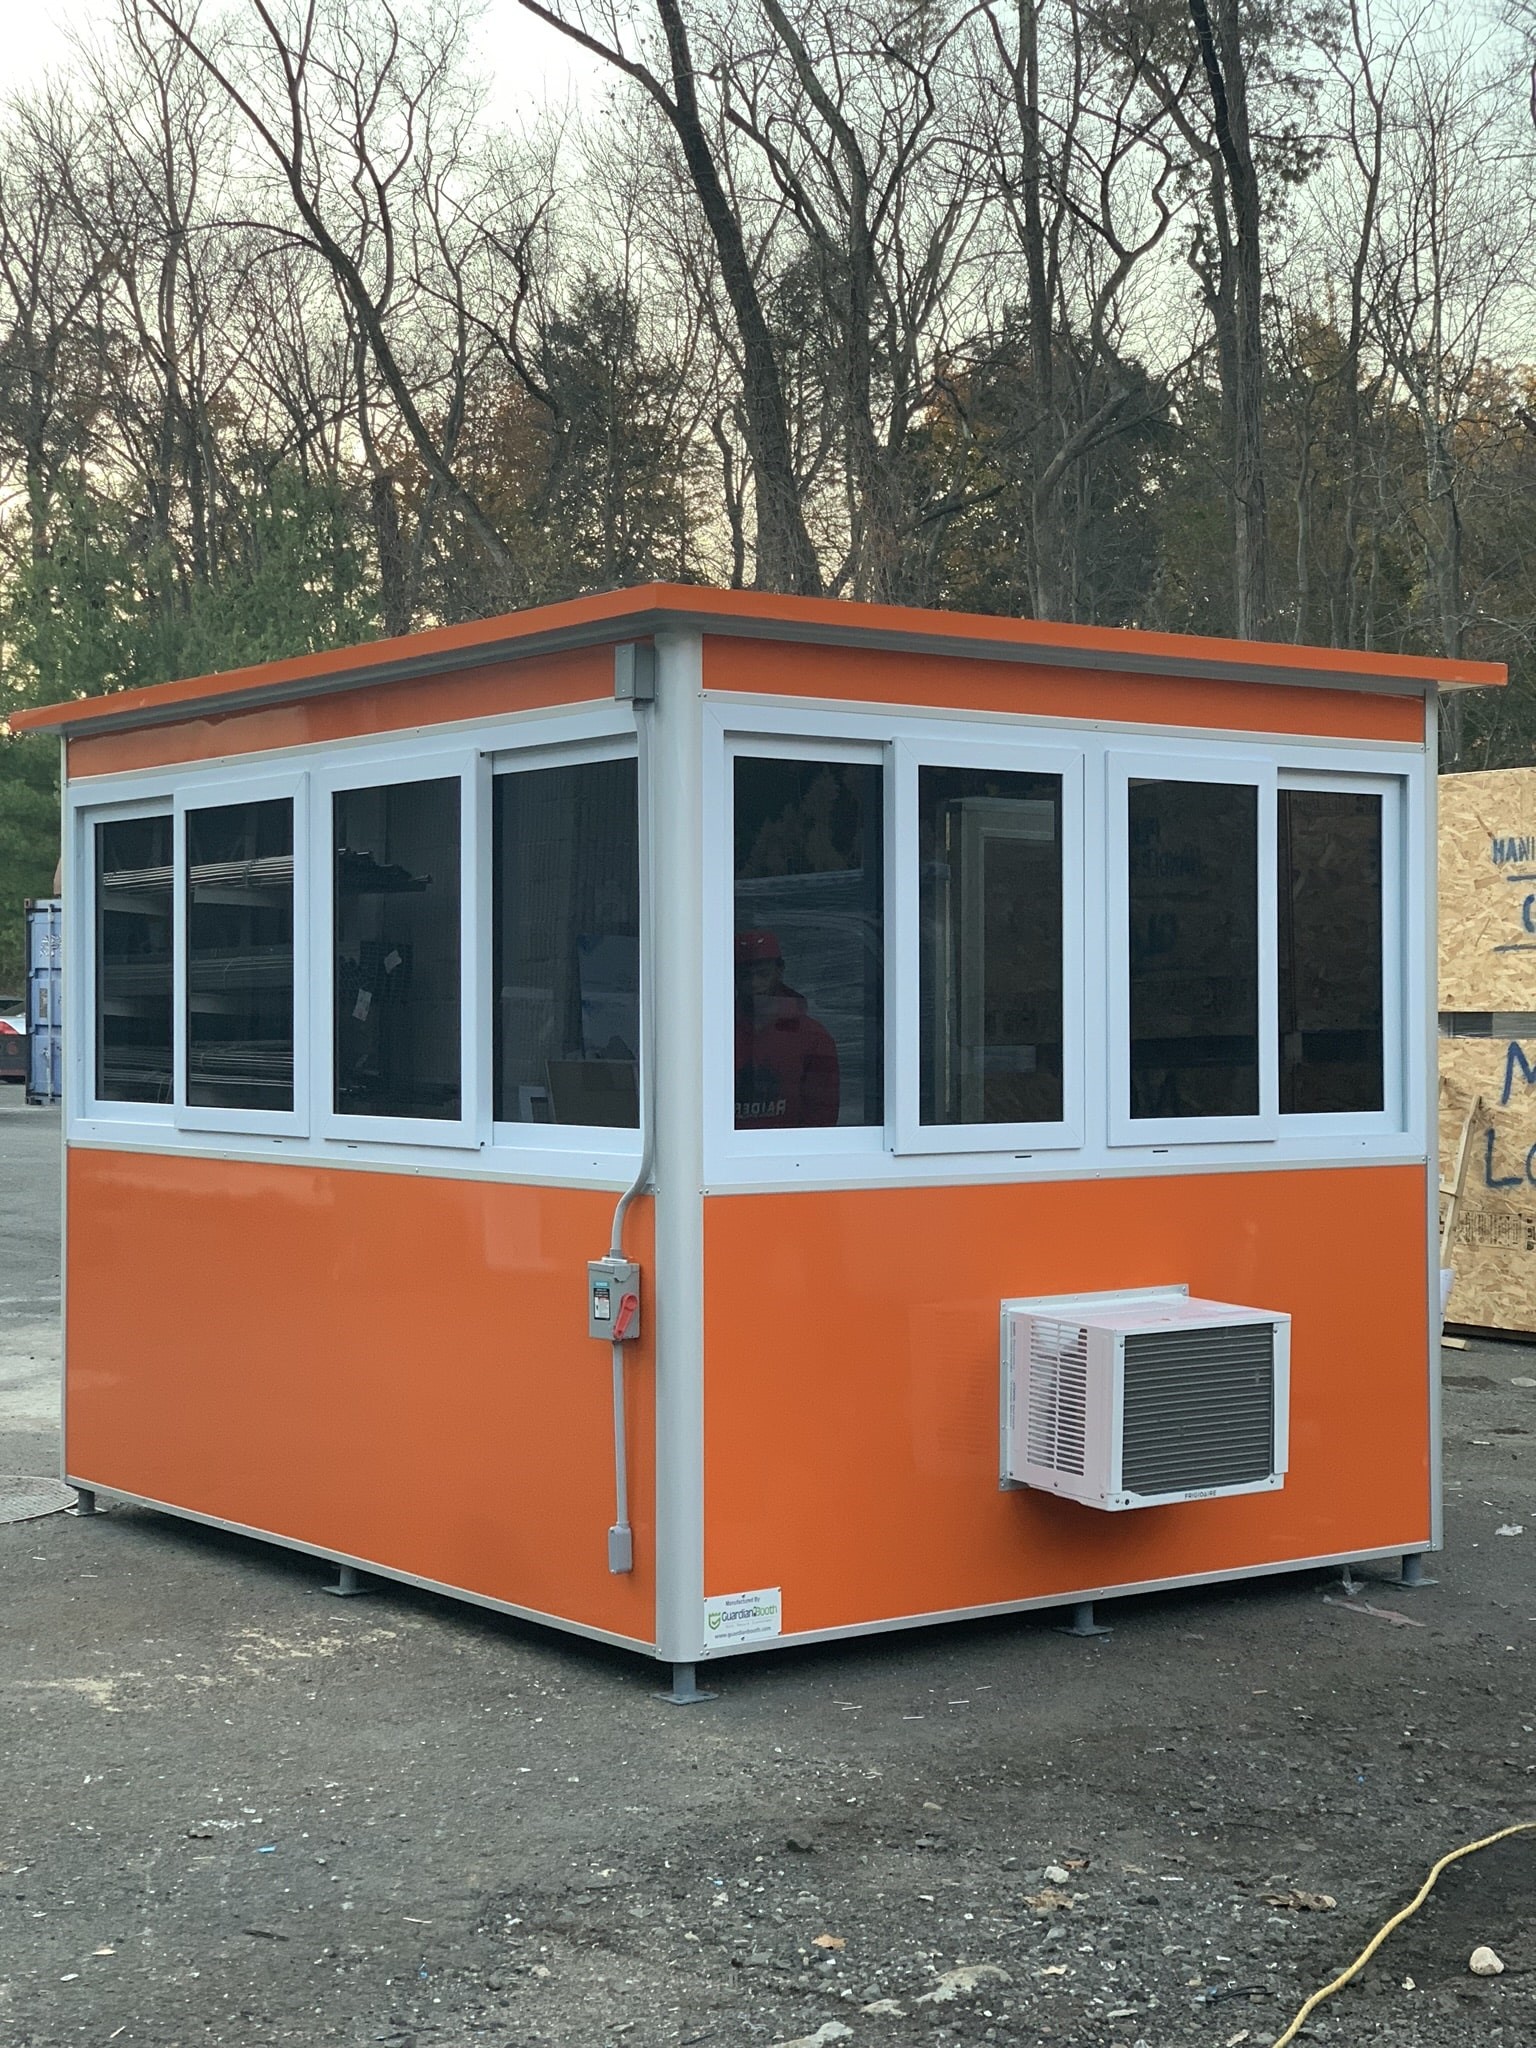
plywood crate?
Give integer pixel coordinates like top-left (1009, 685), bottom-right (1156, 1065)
top-left (1437, 771), bottom-right (1536, 1330)
top-left (1440, 1038), bottom-right (1536, 1331)
top-left (1439, 767), bottom-right (1536, 1012)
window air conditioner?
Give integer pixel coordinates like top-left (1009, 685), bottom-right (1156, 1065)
top-left (1000, 1286), bottom-right (1289, 1510)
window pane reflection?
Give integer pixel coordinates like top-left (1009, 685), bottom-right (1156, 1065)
top-left (1279, 789), bottom-right (1384, 1113)
top-left (920, 766), bottom-right (1063, 1125)
top-left (334, 778), bottom-right (460, 1121)
top-left (1128, 779), bottom-right (1259, 1119)
top-left (96, 815), bottom-right (173, 1103)
top-left (733, 758), bottom-right (883, 1129)
top-left (186, 798), bottom-right (294, 1112)
top-left (494, 758), bottom-right (639, 1127)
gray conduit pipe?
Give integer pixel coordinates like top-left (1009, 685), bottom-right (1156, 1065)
top-left (605, 666), bottom-right (656, 1573)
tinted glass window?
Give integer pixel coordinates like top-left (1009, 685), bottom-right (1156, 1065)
top-left (733, 758), bottom-right (883, 1129)
top-left (95, 814), bottom-right (173, 1103)
top-left (186, 798), bottom-right (294, 1113)
top-left (1278, 789), bottom-right (1384, 1113)
top-left (494, 758), bottom-right (639, 1127)
top-left (920, 766), bottom-right (1063, 1125)
top-left (1128, 779), bottom-right (1259, 1119)
top-left (334, 778), bottom-right (460, 1120)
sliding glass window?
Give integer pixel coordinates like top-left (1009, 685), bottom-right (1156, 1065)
top-left (1278, 788), bottom-right (1384, 1114)
top-left (333, 777), bottom-right (461, 1122)
top-left (733, 757), bottom-right (884, 1130)
top-left (185, 798), bottom-right (294, 1113)
top-left (920, 766), bottom-right (1064, 1128)
top-left (494, 756), bottom-right (639, 1129)
top-left (1127, 778), bottom-right (1260, 1120)
top-left (1119, 764), bottom-right (1399, 1140)
top-left (95, 814), bottom-right (173, 1105)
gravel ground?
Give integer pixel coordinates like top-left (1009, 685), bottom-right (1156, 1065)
top-left (2, 1095), bottom-right (1533, 2048)
top-left (0, 1091), bottom-right (60, 1476)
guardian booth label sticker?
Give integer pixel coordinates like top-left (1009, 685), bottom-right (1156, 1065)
top-left (703, 1587), bottom-right (782, 1646)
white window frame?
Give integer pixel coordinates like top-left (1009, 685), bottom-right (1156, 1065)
top-left (890, 736), bottom-right (1084, 1156)
top-left (488, 731), bottom-right (644, 1158)
top-left (1107, 750), bottom-right (1279, 1148)
top-left (1275, 769), bottom-right (1408, 1137)
top-left (704, 707), bottom-right (1422, 1189)
top-left (175, 770), bottom-right (310, 1139)
top-left (78, 795), bottom-right (175, 1127)
top-left (64, 697), bottom-right (1422, 1187)
top-left (707, 725), bottom-right (891, 1163)
top-left (315, 745), bottom-right (487, 1151)
top-left (64, 704), bottom-right (642, 1177)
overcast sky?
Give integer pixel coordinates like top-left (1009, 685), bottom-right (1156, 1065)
top-left (7, 0), bottom-right (597, 116)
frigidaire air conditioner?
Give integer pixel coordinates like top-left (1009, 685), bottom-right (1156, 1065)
top-left (1000, 1286), bottom-right (1290, 1510)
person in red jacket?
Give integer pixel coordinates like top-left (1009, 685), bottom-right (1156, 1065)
top-left (734, 929), bottom-right (841, 1127)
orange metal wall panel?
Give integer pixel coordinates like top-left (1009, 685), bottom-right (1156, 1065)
top-left (703, 1167), bottom-right (1429, 1636)
top-left (67, 644), bottom-right (610, 779)
top-left (703, 636), bottom-right (1424, 744)
top-left (65, 1149), bottom-right (655, 1644)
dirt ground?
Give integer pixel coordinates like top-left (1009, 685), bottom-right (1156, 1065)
top-left (2, 1097), bottom-right (1533, 2047)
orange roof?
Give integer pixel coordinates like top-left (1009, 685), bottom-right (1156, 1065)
top-left (7, 581), bottom-right (1504, 737)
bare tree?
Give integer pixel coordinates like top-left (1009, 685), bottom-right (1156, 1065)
top-left (1367, 23), bottom-right (1534, 757)
top-left (1093, 0), bottom-right (1331, 637)
top-left (0, 95), bottom-right (108, 566)
top-left (514, 0), bottom-right (824, 593)
top-left (978, 0), bottom-right (1185, 621)
top-left (140, 0), bottom-right (518, 587)
top-left (1326, 0), bottom-right (1392, 646)
top-left (1506, 0), bottom-right (1536, 130)
top-left (80, 2), bottom-right (247, 592)
top-left (3, 0), bottom-right (1535, 757)
top-left (1184, 0), bottom-right (1268, 636)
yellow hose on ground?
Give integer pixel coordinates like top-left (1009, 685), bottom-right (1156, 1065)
top-left (1269, 1820), bottom-right (1536, 2046)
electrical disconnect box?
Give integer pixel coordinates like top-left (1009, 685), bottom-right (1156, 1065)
top-left (588, 1258), bottom-right (642, 1342)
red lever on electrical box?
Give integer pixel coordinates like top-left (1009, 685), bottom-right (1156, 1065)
top-left (614, 1293), bottom-right (640, 1341)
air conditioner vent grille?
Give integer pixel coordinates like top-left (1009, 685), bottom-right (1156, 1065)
top-left (1121, 1323), bottom-right (1275, 1495)
top-left (1025, 1317), bottom-right (1089, 1476)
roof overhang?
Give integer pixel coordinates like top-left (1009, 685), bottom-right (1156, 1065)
top-left (7, 582), bottom-right (1505, 741)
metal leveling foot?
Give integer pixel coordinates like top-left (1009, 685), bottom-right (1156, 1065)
top-left (321, 1564), bottom-right (370, 1598)
top-left (656, 1662), bottom-right (717, 1705)
top-left (72, 1487), bottom-right (97, 1516)
top-left (1396, 1552), bottom-right (1438, 1589)
top-left (1056, 1600), bottom-right (1112, 1638)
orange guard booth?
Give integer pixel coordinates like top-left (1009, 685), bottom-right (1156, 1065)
top-left (15, 588), bottom-right (1502, 1694)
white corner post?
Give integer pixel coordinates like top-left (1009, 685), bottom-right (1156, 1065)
top-left (58, 731), bottom-right (72, 1494)
top-left (650, 632), bottom-right (708, 1678)
top-left (1425, 685), bottom-right (1443, 1562)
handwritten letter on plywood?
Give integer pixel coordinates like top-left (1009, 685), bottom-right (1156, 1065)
top-left (1441, 1039), bottom-right (1536, 1333)
top-left (1440, 767), bottom-right (1536, 1012)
